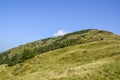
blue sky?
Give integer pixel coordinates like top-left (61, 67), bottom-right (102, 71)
top-left (0, 0), bottom-right (120, 52)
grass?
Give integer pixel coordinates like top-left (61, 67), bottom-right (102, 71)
top-left (0, 39), bottom-right (120, 80)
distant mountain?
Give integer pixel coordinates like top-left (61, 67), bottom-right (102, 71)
top-left (0, 29), bottom-right (120, 80)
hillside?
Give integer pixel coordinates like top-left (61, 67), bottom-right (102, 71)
top-left (0, 29), bottom-right (120, 80)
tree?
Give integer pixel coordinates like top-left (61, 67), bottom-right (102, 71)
top-left (8, 54), bottom-right (20, 66)
top-left (21, 49), bottom-right (35, 60)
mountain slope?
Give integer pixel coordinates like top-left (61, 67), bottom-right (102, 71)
top-left (0, 29), bottom-right (120, 66)
top-left (0, 29), bottom-right (120, 80)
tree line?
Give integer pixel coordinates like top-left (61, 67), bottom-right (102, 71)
top-left (0, 29), bottom-right (93, 66)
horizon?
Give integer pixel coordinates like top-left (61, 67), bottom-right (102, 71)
top-left (0, 0), bottom-right (120, 52)
top-left (0, 28), bottom-right (119, 52)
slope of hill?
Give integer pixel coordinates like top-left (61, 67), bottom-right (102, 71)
top-left (0, 29), bottom-right (120, 80)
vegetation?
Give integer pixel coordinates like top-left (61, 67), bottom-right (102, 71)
top-left (0, 29), bottom-right (98, 66)
top-left (0, 29), bottom-right (120, 66)
top-left (0, 29), bottom-right (120, 80)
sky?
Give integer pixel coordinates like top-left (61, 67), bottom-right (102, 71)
top-left (0, 0), bottom-right (120, 52)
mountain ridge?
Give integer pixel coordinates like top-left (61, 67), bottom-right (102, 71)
top-left (0, 29), bottom-right (120, 80)
top-left (0, 29), bottom-right (120, 66)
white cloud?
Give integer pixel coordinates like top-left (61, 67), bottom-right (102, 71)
top-left (53, 30), bottom-right (68, 37)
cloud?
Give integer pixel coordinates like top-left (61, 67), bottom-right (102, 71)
top-left (53, 30), bottom-right (68, 37)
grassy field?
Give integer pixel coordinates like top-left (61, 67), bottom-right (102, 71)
top-left (0, 39), bottom-right (120, 80)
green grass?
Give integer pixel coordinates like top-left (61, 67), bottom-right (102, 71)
top-left (0, 39), bottom-right (120, 80)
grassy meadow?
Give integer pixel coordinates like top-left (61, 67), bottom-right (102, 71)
top-left (0, 39), bottom-right (120, 80)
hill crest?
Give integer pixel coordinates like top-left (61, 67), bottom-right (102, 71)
top-left (0, 29), bottom-right (120, 66)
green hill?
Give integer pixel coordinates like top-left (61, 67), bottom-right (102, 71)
top-left (0, 29), bottom-right (120, 80)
